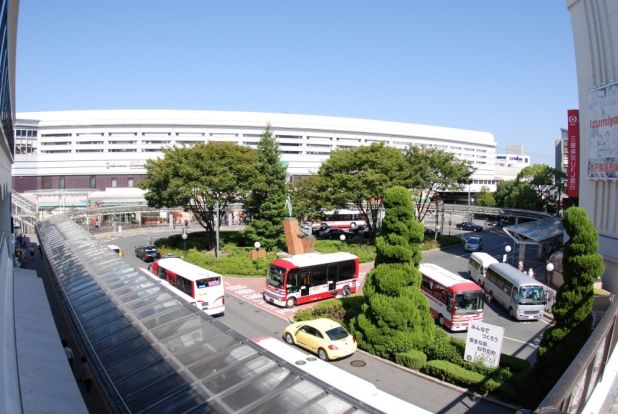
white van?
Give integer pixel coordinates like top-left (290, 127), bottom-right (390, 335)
top-left (468, 252), bottom-right (498, 287)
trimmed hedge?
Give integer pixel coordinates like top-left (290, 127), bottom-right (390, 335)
top-left (422, 360), bottom-right (502, 394)
top-left (395, 350), bottom-right (427, 370)
top-left (293, 297), bottom-right (365, 326)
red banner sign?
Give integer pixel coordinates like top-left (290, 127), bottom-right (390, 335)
top-left (567, 109), bottom-right (579, 197)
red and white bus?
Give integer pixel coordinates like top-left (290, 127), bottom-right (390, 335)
top-left (263, 252), bottom-right (360, 308)
top-left (419, 263), bottom-right (484, 331)
top-left (149, 257), bottom-right (225, 316)
top-left (312, 209), bottom-right (367, 232)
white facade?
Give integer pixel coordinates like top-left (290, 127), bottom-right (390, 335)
top-left (494, 146), bottom-right (531, 182)
top-left (567, 0), bottom-right (618, 292)
top-left (13, 110), bottom-right (497, 192)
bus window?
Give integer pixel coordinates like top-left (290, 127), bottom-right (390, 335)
top-left (301, 270), bottom-right (311, 286)
top-left (327, 263), bottom-right (339, 282)
top-left (176, 276), bottom-right (193, 296)
top-left (311, 266), bottom-right (327, 286)
top-left (287, 270), bottom-right (300, 293)
top-left (157, 267), bottom-right (166, 279)
top-left (339, 260), bottom-right (355, 281)
top-left (196, 276), bottom-right (221, 289)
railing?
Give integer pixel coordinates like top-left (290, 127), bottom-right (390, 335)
top-left (535, 300), bottom-right (618, 413)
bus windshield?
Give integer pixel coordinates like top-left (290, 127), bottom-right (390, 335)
top-left (454, 291), bottom-right (484, 314)
top-left (518, 286), bottom-right (545, 304)
top-left (266, 265), bottom-right (286, 289)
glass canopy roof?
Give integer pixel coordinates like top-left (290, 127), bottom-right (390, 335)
top-left (36, 216), bottom-right (375, 414)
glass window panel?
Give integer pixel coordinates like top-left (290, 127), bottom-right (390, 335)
top-left (134, 299), bottom-right (179, 320)
top-left (89, 317), bottom-right (133, 342)
top-left (66, 278), bottom-right (98, 298)
top-left (125, 291), bottom-right (173, 312)
top-left (73, 293), bottom-right (112, 313)
top-left (98, 336), bottom-right (151, 365)
top-left (107, 347), bottom-right (163, 382)
top-left (176, 333), bottom-right (238, 365)
top-left (92, 324), bottom-right (141, 353)
top-left (142, 306), bottom-right (193, 330)
top-left (150, 315), bottom-right (198, 341)
top-left (139, 386), bottom-right (212, 414)
top-left (202, 355), bottom-right (275, 394)
top-left (78, 300), bottom-right (118, 322)
top-left (117, 285), bottom-right (162, 304)
top-left (250, 380), bottom-right (324, 413)
top-left (116, 360), bottom-right (179, 397)
top-left (124, 374), bottom-right (190, 412)
top-left (220, 367), bottom-right (296, 412)
top-left (82, 308), bottom-right (124, 330)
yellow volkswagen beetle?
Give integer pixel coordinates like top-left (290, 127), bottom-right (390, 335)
top-left (283, 318), bottom-right (357, 361)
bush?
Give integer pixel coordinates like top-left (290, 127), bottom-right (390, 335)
top-left (293, 296), bottom-right (365, 326)
top-left (315, 240), bottom-right (376, 263)
top-left (424, 329), bottom-right (462, 363)
top-left (395, 350), bottom-right (427, 370)
top-left (422, 360), bottom-right (503, 394)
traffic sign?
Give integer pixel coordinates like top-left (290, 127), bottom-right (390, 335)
top-left (464, 321), bottom-right (504, 368)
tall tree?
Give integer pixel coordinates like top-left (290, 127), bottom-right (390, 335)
top-left (243, 126), bottom-right (289, 250)
top-left (139, 142), bottom-right (258, 249)
top-left (495, 180), bottom-right (543, 210)
top-left (315, 143), bottom-right (409, 238)
top-left (475, 186), bottom-right (496, 207)
top-left (524, 207), bottom-right (604, 404)
top-left (516, 164), bottom-right (566, 213)
top-left (351, 186), bottom-right (435, 358)
top-left (290, 174), bottom-right (328, 223)
top-left (403, 146), bottom-right (471, 222)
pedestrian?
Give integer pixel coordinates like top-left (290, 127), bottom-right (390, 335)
top-left (518, 261), bottom-right (524, 272)
top-left (528, 268), bottom-right (535, 278)
top-left (79, 355), bottom-right (93, 393)
top-left (29, 244), bottom-right (35, 257)
top-left (38, 244), bottom-right (42, 255)
top-left (62, 339), bottom-right (74, 370)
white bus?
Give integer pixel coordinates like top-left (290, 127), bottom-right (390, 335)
top-left (468, 252), bottom-right (499, 287)
top-left (312, 209), bottom-right (367, 232)
top-left (251, 336), bottom-right (431, 414)
top-left (484, 262), bottom-right (547, 321)
top-left (419, 263), bottom-right (485, 331)
top-left (149, 257), bottom-right (225, 316)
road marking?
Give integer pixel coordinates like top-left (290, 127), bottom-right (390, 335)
top-left (503, 336), bottom-right (539, 349)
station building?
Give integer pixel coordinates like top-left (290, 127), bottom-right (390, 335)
top-left (12, 110), bottom-right (498, 209)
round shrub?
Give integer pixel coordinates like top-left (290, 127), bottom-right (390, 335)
top-left (395, 350), bottom-right (427, 370)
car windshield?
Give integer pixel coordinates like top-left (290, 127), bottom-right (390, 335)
top-left (454, 291), bottom-right (484, 314)
top-left (144, 247), bottom-right (157, 253)
top-left (518, 286), bottom-right (545, 304)
top-left (325, 326), bottom-right (350, 341)
top-left (467, 237), bottom-right (480, 245)
top-left (266, 265), bottom-right (286, 289)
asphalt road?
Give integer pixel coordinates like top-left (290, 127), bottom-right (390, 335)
top-left (112, 231), bottom-right (518, 413)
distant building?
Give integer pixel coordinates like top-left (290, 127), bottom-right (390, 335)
top-left (494, 144), bottom-right (531, 182)
top-left (13, 110), bottom-right (499, 210)
top-left (555, 128), bottom-right (569, 174)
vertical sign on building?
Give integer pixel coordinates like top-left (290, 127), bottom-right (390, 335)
top-left (567, 109), bottom-right (579, 197)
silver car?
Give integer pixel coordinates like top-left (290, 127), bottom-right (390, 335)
top-left (464, 236), bottom-right (483, 252)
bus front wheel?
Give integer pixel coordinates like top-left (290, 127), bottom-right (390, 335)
top-left (509, 307), bottom-right (517, 320)
top-left (438, 315), bottom-right (446, 328)
top-left (285, 297), bottom-right (296, 308)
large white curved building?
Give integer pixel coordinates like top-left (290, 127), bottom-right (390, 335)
top-left (13, 110), bottom-right (497, 197)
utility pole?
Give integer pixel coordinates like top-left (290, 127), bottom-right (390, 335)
top-left (215, 201), bottom-right (220, 258)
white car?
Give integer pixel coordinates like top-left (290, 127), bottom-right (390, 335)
top-left (464, 236), bottom-right (483, 252)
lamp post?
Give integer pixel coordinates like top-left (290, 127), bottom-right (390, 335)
top-left (339, 233), bottom-right (346, 250)
top-left (503, 245), bottom-right (512, 263)
top-left (181, 231), bottom-right (187, 259)
top-left (253, 241), bottom-right (261, 271)
top-left (545, 262), bottom-right (554, 286)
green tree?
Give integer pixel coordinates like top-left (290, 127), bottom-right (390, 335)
top-left (403, 146), bottom-right (471, 222)
top-left (243, 126), bottom-right (289, 250)
top-left (290, 174), bottom-right (328, 223)
top-left (529, 207), bottom-right (604, 403)
top-left (350, 186), bottom-right (435, 358)
top-left (314, 143), bottom-right (409, 238)
top-left (139, 142), bottom-right (258, 250)
top-left (516, 165), bottom-right (565, 213)
top-left (495, 180), bottom-right (543, 210)
top-left (475, 186), bottom-right (496, 207)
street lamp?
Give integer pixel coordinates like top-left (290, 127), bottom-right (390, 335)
top-left (503, 245), bottom-right (512, 263)
top-left (181, 231), bottom-right (188, 258)
top-left (253, 241), bottom-right (261, 271)
top-left (545, 262), bottom-right (555, 286)
top-left (339, 234), bottom-right (346, 250)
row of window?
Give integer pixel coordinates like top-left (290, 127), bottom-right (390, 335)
top-left (39, 176), bottom-right (135, 190)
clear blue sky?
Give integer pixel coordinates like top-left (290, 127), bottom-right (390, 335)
top-left (16, 1), bottom-right (577, 166)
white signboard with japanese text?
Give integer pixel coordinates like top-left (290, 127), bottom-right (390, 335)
top-left (464, 321), bottom-right (504, 368)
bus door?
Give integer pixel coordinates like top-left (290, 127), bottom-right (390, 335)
top-left (286, 270), bottom-right (300, 295)
top-left (300, 269), bottom-right (311, 297)
top-left (327, 263), bottom-right (338, 292)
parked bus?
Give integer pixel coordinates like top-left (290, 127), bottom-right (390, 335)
top-left (149, 257), bottom-right (225, 316)
top-left (419, 263), bottom-right (484, 331)
top-left (312, 209), bottom-right (367, 232)
top-left (468, 252), bottom-right (499, 287)
top-left (263, 252), bottom-right (360, 308)
top-left (484, 262), bottom-right (547, 321)
top-left (251, 336), bottom-right (431, 414)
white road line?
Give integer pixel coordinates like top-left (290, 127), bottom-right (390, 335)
top-left (504, 336), bottom-right (539, 349)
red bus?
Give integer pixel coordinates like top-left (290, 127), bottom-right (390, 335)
top-left (312, 209), bottom-right (367, 232)
top-left (263, 252), bottom-right (360, 308)
top-left (419, 263), bottom-right (484, 331)
top-left (150, 257), bottom-right (225, 316)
